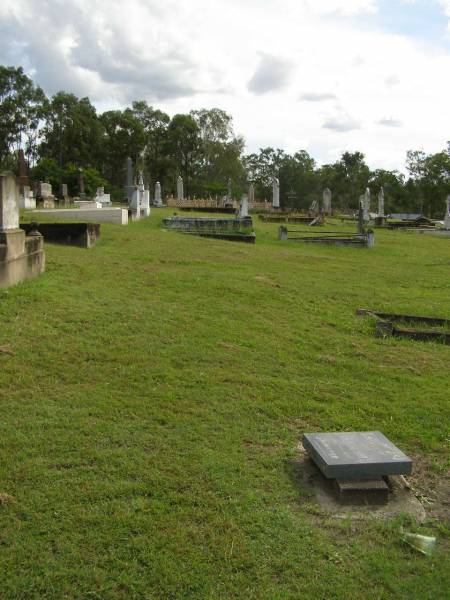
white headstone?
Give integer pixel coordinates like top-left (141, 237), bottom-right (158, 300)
top-left (0, 172), bottom-right (19, 230)
top-left (154, 182), bottom-right (162, 207)
top-left (323, 188), bottom-right (332, 215)
top-left (248, 183), bottom-right (255, 205)
top-left (444, 195), bottom-right (450, 230)
top-left (362, 188), bottom-right (371, 222)
top-left (272, 177), bottom-right (280, 208)
top-left (239, 194), bottom-right (249, 218)
top-left (177, 176), bottom-right (184, 201)
top-left (96, 186), bottom-right (111, 205)
top-left (378, 187), bottom-right (385, 218)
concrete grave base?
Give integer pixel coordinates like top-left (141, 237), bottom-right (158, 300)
top-left (33, 208), bottom-right (128, 225)
top-left (290, 444), bottom-right (426, 521)
top-left (20, 222), bottom-right (100, 248)
top-left (0, 229), bottom-right (45, 288)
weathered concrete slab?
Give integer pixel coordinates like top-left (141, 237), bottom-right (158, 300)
top-left (20, 222), bottom-right (100, 248)
top-left (302, 432), bottom-right (412, 480)
top-left (33, 208), bottom-right (128, 225)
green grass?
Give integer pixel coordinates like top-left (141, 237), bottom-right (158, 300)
top-left (1, 211), bottom-right (449, 599)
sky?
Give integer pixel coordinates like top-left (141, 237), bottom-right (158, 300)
top-left (1, 0), bottom-right (450, 172)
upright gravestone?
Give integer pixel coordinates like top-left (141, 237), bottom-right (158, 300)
top-left (362, 187), bottom-right (371, 222)
top-left (0, 172), bottom-right (45, 288)
top-left (248, 183), bottom-right (255, 205)
top-left (227, 178), bottom-right (232, 202)
top-left (154, 182), bottom-right (163, 207)
top-left (323, 188), bottom-right (332, 215)
top-left (0, 173), bottom-right (19, 231)
top-left (378, 187), bottom-right (385, 217)
top-left (239, 194), bottom-right (249, 218)
top-left (358, 199), bottom-right (364, 234)
top-left (125, 157), bottom-right (134, 204)
top-left (272, 177), bottom-right (280, 209)
top-left (177, 176), bottom-right (184, 201)
top-left (18, 149), bottom-right (29, 192)
top-left (78, 169), bottom-right (86, 200)
top-left (444, 196), bottom-right (450, 230)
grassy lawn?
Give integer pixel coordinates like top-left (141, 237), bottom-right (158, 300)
top-left (1, 211), bottom-right (449, 599)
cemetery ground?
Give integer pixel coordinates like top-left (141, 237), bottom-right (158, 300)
top-left (1, 211), bottom-right (449, 599)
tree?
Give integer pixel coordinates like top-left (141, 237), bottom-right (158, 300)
top-left (40, 92), bottom-right (103, 169)
top-left (100, 109), bottom-right (145, 188)
top-left (406, 149), bottom-right (450, 217)
top-left (131, 101), bottom-right (170, 187)
top-left (166, 114), bottom-right (201, 196)
top-left (0, 65), bottom-right (47, 168)
top-left (243, 148), bottom-right (286, 200)
top-left (191, 108), bottom-right (245, 196)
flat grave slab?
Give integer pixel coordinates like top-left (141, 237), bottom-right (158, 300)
top-left (302, 431), bottom-right (412, 480)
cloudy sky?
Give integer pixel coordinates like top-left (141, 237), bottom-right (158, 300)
top-left (1, 0), bottom-right (450, 171)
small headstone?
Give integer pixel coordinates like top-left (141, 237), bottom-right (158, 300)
top-left (248, 183), bottom-right (255, 205)
top-left (302, 431), bottom-right (412, 480)
top-left (154, 181), bottom-right (162, 207)
top-left (378, 187), bottom-right (385, 217)
top-left (444, 196), bottom-right (450, 230)
top-left (239, 194), bottom-right (249, 218)
top-left (272, 177), bottom-right (280, 209)
top-left (0, 173), bottom-right (19, 230)
top-left (323, 188), bottom-right (332, 215)
top-left (362, 188), bottom-right (371, 222)
top-left (177, 176), bottom-right (184, 201)
top-left (18, 149), bottom-right (29, 191)
top-left (77, 169), bottom-right (86, 199)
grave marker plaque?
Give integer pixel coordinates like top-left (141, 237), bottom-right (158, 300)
top-left (302, 431), bottom-right (412, 480)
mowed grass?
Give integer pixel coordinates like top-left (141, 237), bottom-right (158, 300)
top-left (0, 211), bottom-right (449, 599)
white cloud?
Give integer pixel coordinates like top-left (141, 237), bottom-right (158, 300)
top-left (300, 92), bottom-right (337, 102)
top-left (323, 114), bottom-right (361, 132)
top-left (0, 0), bottom-right (449, 171)
top-left (378, 117), bottom-right (403, 128)
top-left (247, 55), bottom-right (292, 95)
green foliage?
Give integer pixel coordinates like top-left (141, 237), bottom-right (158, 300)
top-left (30, 159), bottom-right (107, 196)
top-left (0, 65), bottom-right (47, 167)
top-left (39, 92), bottom-right (104, 170)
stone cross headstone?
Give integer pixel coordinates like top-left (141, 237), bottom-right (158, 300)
top-left (322, 188), bottom-right (332, 215)
top-left (239, 194), bottom-right (249, 218)
top-left (0, 172), bottom-right (19, 231)
top-left (444, 195), bottom-right (450, 230)
top-left (272, 177), bottom-right (280, 209)
top-left (378, 187), bottom-right (385, 217)
top-left (154, 182), bottom-right (162, 207)
top-left (177, 175), bottom-right (184, 201)
top-left (248, 183), bottom-right (255, 205)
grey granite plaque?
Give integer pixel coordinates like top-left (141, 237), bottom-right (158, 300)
top-left (302, 432), bottom-right (412, 480)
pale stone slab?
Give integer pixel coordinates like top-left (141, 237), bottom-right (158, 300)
top-left (0, 172), bottom-right (19, 230)
top-left (272, 177), bottom-right (280, 208)
top-left (302, 431), bottom-right (412, 479)
top-left (33, 208), bottom-right (128, 225)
